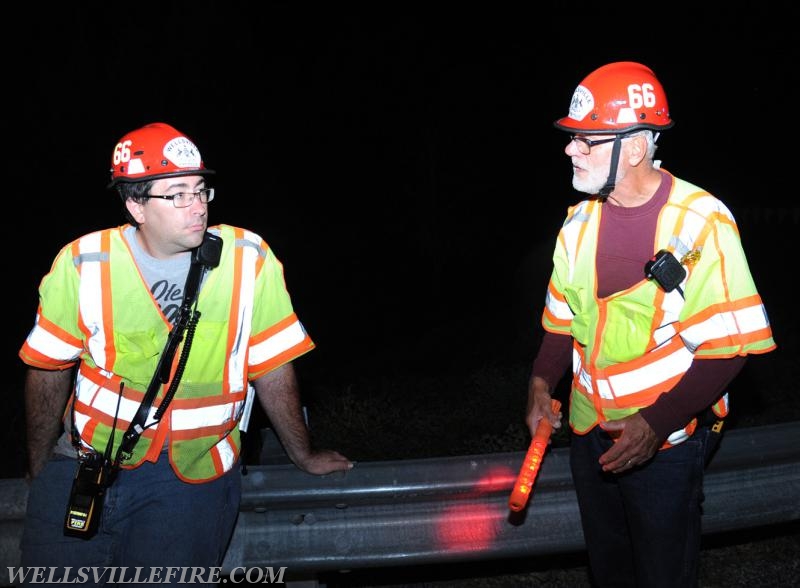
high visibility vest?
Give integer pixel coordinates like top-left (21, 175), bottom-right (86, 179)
top-left (20, 224), bottom-right (314, 482)
top-left (542, 170), bottom-right (775, 446)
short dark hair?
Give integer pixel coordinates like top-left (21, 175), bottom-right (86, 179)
top-left (116, 181), bottom-right (153, 228)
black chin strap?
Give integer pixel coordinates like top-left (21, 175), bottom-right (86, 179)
top-left (598, 136), bottom-right (625, 197)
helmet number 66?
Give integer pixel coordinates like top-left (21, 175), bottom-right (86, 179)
top-left (112, 140), bottom-right (133, 165)
top-left (628, 83), bottom-right (656, 109)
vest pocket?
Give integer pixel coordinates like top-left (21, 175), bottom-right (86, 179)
top-left (600, 296), bottom-right (656, 363)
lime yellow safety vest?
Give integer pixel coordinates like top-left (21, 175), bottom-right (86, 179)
top-left (542, 171), bottom-right (775, 445)
top-left (20, 224), bottom-right (314, 482)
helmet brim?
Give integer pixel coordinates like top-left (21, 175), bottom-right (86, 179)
top-left (553, 117), bottom-right (675, 135)
top-left (107, 168), bottom-right (215, 190)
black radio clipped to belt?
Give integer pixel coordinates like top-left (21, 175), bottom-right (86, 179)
top-left (64, 451), bottom-right (114, 538)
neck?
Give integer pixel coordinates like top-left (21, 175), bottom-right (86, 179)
top-left (605, 168), bottom-right (662, 208)
top-left (134, 228), bottom-right (190, 261)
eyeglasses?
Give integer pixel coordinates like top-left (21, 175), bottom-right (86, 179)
top-left (147, 188), bottom-right (215, 208)
top-left (569, 135), bottom-right (620, 155)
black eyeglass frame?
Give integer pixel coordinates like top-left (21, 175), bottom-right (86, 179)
top-left (570, 136), bottom-right (617, 151)
top-left (147, 188), bottom-right (215, 208)
top-left (569, 131), bottom-right (640, 155)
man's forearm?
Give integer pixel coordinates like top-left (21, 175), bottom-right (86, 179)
top-left (253, 363), bottom-right (313, 465)
top-left (25, 366), bottom-right (74, 477)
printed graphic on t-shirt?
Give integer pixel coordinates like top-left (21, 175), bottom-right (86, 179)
top-left (151, 280), bottom-right (184, 324)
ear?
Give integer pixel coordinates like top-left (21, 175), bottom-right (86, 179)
top-left (125, 198), bottom-right (146, 225)
top-left (628, 134), bottom-right (647, 166)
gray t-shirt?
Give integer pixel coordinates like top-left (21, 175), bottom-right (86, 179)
top-left (124, 225), bottom-right (191, 325)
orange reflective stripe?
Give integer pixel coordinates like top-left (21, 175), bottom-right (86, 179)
top-left (574, 341), bottom-right (693, 408)
top-left (543, 283), bottom-right (572, 330)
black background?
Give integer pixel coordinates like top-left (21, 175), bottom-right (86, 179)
top-left (4, 3), bottom-right (796, 475)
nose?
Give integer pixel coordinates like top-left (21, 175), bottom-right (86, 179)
top-left (189, 196), bottom-right (208, 215)
top-left (565, 139), bottom-right (581, 156)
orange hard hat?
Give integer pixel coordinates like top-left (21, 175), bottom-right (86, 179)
top-left (108, 122), bottom-right (214, 187)
top-left (554, 61), bottom-right (674, 134)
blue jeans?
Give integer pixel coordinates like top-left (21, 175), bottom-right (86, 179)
top-left (20, 454), bottom-right (241, 587)
top-left (570, 426), bottom-right (715, 588)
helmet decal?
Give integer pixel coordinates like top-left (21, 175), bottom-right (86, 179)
top-left (126, 156), bottom-right (146, 176)
top-left (567, 85), bottom-right (594, 122)
top-left (616, 107), bottom-right (638, 124)
top-left (163, 136), bottom-right (203, 169)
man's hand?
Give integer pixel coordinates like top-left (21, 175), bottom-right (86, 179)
top-left (598, 412), bottom-right (661, 473)
top-left (525, 375), bottom-right (562, 437)
top-left (294, 449), bottom-right (354, 475)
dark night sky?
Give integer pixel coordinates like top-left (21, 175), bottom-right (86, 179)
top-left (4, 4), bottom-right (795, 468)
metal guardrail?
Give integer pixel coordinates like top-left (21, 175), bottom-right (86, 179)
top-left (2, 422), bottom-right (799, 585)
